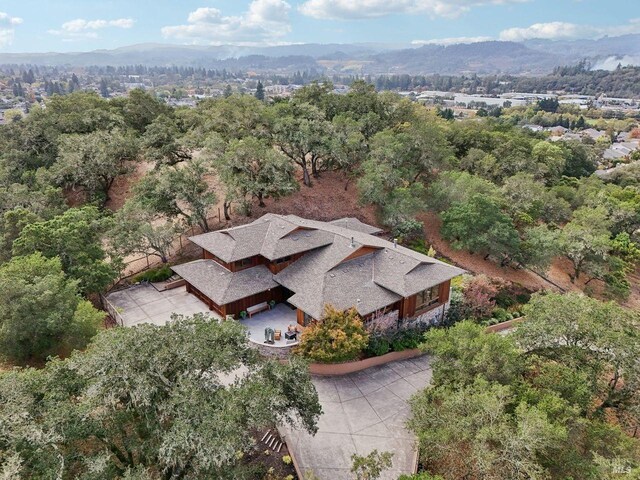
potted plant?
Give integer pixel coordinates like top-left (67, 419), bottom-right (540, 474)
top-left (269, 300), bottom-right (276, 309)
top-left (239, 310), bottom-right (247, 319)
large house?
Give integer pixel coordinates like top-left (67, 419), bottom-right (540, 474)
top-left (172, 214), bottom-right (464, 326)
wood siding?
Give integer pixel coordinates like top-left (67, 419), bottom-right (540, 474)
top-left (186, 282), bottom-right (285, 317)
top-left (340, 246), bottom-right (380, 264)
top-left (203, 249), bottom-right (306, 274)
top-left (203, 250), bottom-right (232, 270)
top-left (224, 287), bottom-right (285, 317)
top-left (399, 279), bottom-right (451, 319)
top-left (186, 283), bottom-right (225, 316)
top-left (267, 252), bottom-right (304, 274)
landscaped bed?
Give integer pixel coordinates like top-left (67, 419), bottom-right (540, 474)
top-left (242, 428), bottom-right (298, 480)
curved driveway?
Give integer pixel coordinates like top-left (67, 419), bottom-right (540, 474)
top-left (280, 355), bottom-right (432, 480)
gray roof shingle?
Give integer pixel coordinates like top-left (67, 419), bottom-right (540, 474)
top-left (171, 260), bottom-right (279, 305)
top-left (176, 214), bottom-right (465, 316)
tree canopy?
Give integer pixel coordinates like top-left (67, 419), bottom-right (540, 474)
top-left (0, 253), bottom-right (103, 363)
top-left (0, 314), bottom-right (321, 479)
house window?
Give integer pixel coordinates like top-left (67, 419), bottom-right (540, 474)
top-left (275, 255), bottom-right (292, 265)
top-left (415, 285), bottom-right (440, 311)
top-left (303, 311), bottom-right (314, 326)
top-left (234, 257), bottom-right (253, 269)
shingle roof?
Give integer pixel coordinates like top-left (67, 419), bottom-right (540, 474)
top-left (279, 253), bottom-right (403, 319)
top-left (171, 260), bottom-right (279, 305)
top-left (189, 214), bottom-right (334, 262)
top-left (328, 217), bottom-right (383, 235)
top-left (178, 214), bottom-right (465, 316)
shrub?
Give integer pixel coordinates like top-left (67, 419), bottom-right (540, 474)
top-left (442, 289), bottom-right (464, 327)
top-left (390, 329), bottom-right (423, 352)
top-left (133, 264), bottom-right (173, 283)
top-left (295, 306), bottom-right (369, 363)
top-left (366, 336), bottom-right (391, 357)
top-left (392, 219), bottom-right (424, 244)
top-left (410, 239), bottom-right (438, 257)
top-left (282, 455), bottom-right (292, 465)
top-left (492, 308), bottom-right (511, 323)
top-left (461, 275), bottom-right (499, 320)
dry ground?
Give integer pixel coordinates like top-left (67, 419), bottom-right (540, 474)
top-left (107, 165), bottom-right (640, 306)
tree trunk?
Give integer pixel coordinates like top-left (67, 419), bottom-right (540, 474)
top-left (257, 192), bottom-right (266, 208)
top-left (311, 155), bottom-right (320, 178)
top-left (223, 201), bottom-right (231, 221)
top-left (571, 260), bottom-right (582, 284)
top-left (200, 216), bottom-right (210, 233)
top-left (302, 164), bottom-right (312, 187)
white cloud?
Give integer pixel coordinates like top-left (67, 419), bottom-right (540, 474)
top-left (499, 19), bottom-right (640, 41)
top-left (162, 0), bottom-right (291, 46)
top-left (298, 0), bottom-right (528, 20)
top-left (412, 36), bottom-right (493, 46)
top-left (49, 18), bottom-right (135, 40)
top-left (0, 12), bottom-right (23, 48)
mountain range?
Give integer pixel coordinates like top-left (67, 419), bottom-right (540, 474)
top-left (0, 35), bottom-right (638, 75)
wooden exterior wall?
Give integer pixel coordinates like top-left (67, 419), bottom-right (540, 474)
top-left (203, 250), bottom-right (232, 270)
top-left (224, 287), bottom-right (285, 317)
top-left (339, 246), bottom-right (380, 264)
top-left (186, 283), bottom-right (224, 316)
top-left (186, 282), bottom-right (286, 317)
top-left (203, 249), bottom-right (304, 274)
top-left (266, 252), bottom-right (304, 274)
top-left (399, 279), bottom-right (451, 319)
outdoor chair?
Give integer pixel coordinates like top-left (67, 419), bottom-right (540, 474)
top-left (274, 329), bottom-right (282, 341)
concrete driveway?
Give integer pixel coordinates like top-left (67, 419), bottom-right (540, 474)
top-left (281, 355), bottom-right (432, 480)
top-left (105, 284), bottom-right (217, 326)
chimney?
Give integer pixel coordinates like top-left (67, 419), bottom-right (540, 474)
top-left (350, 236), bottom-right (355, 248)
top-left (393, 238), bottom-right (398, 248)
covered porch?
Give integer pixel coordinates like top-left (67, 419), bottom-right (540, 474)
top-left (239, 303), bottom-right (301, 348)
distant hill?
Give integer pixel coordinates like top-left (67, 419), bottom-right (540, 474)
top-left (368, 41), bottom-right (563, 75)
top-left (0, 35), bottom-right (638, 75)
top-left (523, 35), bottom-right (640, 58)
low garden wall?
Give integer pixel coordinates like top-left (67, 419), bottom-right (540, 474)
top-left (307, 348), bottom-right (423, 376)
top-left (485, 317), bottom-right (524, 333)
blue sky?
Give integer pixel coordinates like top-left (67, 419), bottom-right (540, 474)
top-left (0, 0), bottom-right (638, 52)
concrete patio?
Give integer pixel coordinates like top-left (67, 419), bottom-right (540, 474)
top-left (239, 303), bottom-right (300, 347)
top-left (281, 355), bottom-right (432, 480)
top-left (105, 284), bottom-right (218, 327)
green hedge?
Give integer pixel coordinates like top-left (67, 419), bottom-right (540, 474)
top-left (365, 327), bottom-right (426, 357)
top-left (133, 265), bottom-right (173, 283)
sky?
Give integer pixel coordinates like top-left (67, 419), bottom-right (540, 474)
top-left (0, 0), bottom-right (638, 52)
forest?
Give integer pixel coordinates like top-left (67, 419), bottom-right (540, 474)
top-left (0, 82), bottom-right (639, 479)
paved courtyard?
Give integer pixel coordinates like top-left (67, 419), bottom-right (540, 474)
top-left (105, 284), bottom-right (217, 326)
top-left (240, 303), bottom-right (300, 347)
top-left (281, 355), bottom-right (432, 480)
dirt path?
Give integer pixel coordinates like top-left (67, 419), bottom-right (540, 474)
top-left (418, 211), bottom-right (578, 292)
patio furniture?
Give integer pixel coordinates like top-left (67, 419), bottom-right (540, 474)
top-left (264, 327), bottom-right (275, 344)
top-left (274, 329), bottom-right (282, 341)
top-left (247, 301), bottom-right (269, 318)
top-left (284, 330), bottom-right (297, 340)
